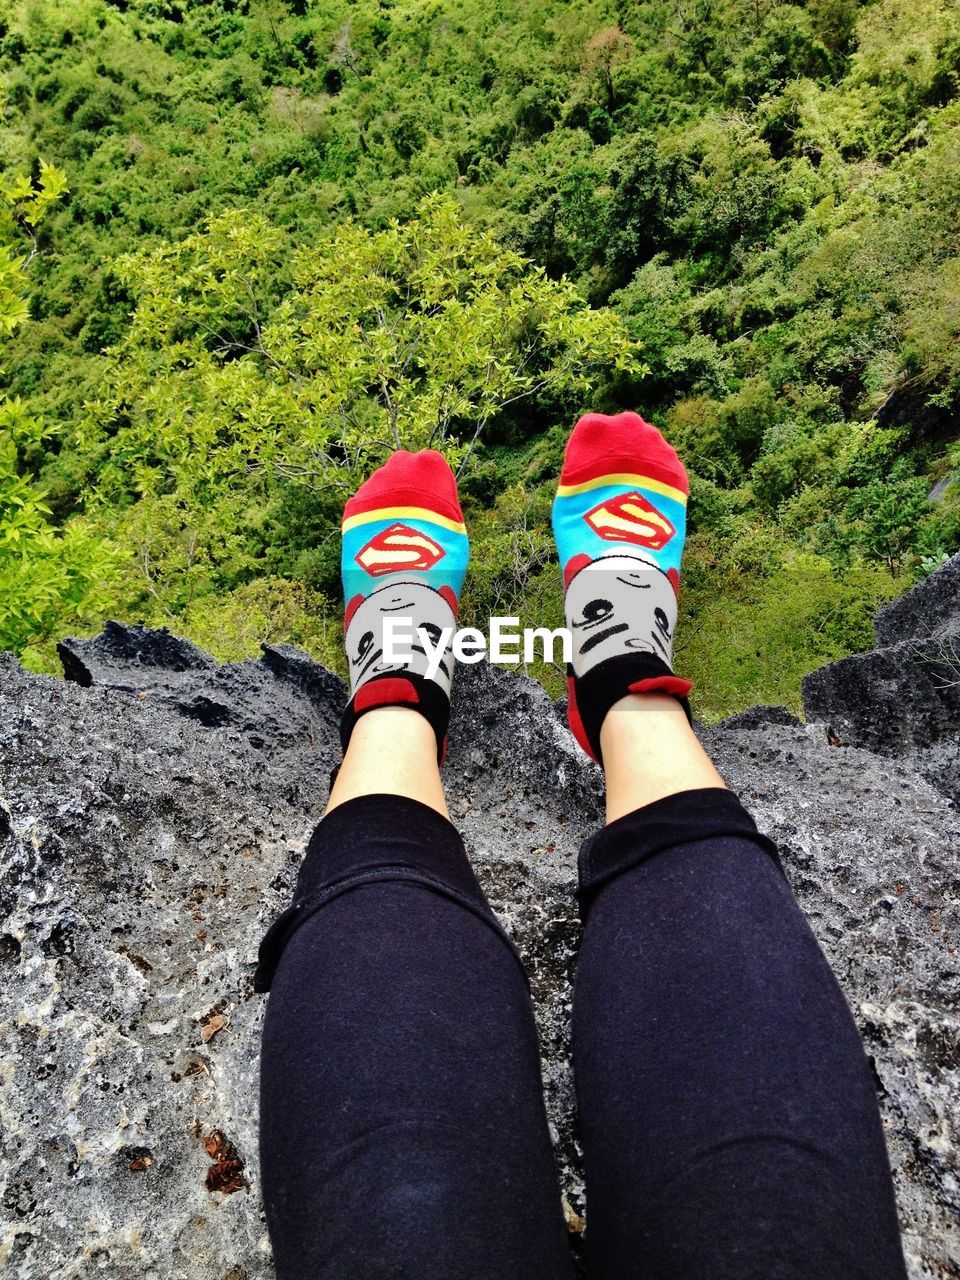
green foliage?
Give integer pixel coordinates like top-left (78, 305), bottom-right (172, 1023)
top-left (679, 552), bottom-right (909, 719)
top-left (0, 157), bottom-right (115, 654)
top-left (1, 0), bottom-right (959, 713)
top-left (63, 196), bottom-right (634, 631)
top-left (177, 577), bottom-right (344, 675)
top-left (88, 193), bottom-right (635, 499)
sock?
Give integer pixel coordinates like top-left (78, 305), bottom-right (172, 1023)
top-left (340, 450), bottom-right (469, 762)
top-left (551, 411), bottom-right (692, 763)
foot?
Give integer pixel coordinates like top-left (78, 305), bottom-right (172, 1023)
top-left (340, 450), bottom-right (469, 762)
top-left (551, 411), bottom-right (692, 762)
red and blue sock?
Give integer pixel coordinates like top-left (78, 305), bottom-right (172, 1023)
top-left (340, 450), bottom-right (469, 762)
top-left (551, 411), bottom-right (692, 762)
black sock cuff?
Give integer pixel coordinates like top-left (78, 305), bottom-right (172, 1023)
top-left (339, 671), bottom-right (451, 764)
top-left (574, 651), bottom-right (692, 762)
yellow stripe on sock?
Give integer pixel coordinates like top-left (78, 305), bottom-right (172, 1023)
top-left (556, 473), bottom-right (688, 504)
top-left (342, 505), bottom-right (468, 535)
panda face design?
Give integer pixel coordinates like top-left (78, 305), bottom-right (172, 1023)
top-left (564, 553), bottom-right (678, 675)
top-left (344, 580), bottom-right (457, 692)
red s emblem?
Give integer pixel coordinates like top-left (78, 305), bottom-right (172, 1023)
top-left (355, 523), bottom-right (446, 576)
top-left (584, 492), bottom-right (675, 550)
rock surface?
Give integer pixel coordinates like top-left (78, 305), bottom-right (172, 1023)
top-left (803, 551), bottom-right (960, 803)
top-left (874, 551), bottom-right (960, 646)
top-left (1, 556), bottom-right (959, 1279)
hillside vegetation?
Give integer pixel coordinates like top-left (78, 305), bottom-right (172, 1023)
top-left (1, 0), bottom-right (958, 716)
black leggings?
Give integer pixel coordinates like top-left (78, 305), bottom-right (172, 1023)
top-left (256, 788), bottom-right (907, 1279)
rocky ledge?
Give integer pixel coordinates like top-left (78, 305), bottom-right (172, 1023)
top-left (1, 554), bottom-right (958, 1279)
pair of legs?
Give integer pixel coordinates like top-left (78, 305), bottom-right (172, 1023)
top-left (257, 696), bottom-right (907, 1278)
top-left (257, 413), bottom-right (906, 1277)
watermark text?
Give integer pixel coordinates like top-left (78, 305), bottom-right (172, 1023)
top-left (384, 616), bottom-right (571, 679)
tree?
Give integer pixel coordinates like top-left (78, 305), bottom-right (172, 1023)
top-left (845, 477), bottom-right (930, 576)
top-left (0, 153), bottom-right (115, 658)
top-left (73, 192), bottom-right (639, 621)
top-left (83, 192), bottom-right (639, 505)
top-left (584, 26), bottom-right (633, 113)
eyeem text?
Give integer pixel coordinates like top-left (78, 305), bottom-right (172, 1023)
top-left (383, 616), bottom-right (572, 679)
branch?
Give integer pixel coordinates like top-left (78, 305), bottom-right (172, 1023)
top-left (138, 545), bottom-right (177, 622)
top-left (456, 410), bottom-right (490, 477)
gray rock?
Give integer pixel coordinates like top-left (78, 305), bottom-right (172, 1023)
top-left (803, 553), bottom-right (960, 803)
top-left (1, 616), bottom-right (958, 1278)
top-left (57, 620), bottom-right (217, 688)
top-left (714, 703), bottom-right (802, 731)
top-left (802, 638), bottom-right (960, 754)
top-left (874, 551), bottom-right (960, 646)
top-left (929, 475), bottom-right (957, 506)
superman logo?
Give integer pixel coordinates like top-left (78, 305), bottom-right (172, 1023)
top-left (583, 491), bottom-right (675, 550)
top-left (354, 523), bottom-right (446, 576)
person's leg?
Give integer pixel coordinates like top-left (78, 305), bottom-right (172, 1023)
top-left (326, 701), bottom-right (449, 816)
top-left (257, 452), bottom-right (573, 1280)
top-left (552, 413), bottom-right (907, 1279)
top-left (600, 689), bottom-right (724, 820)
top-left (575, 700), bottom-right (907, 1279)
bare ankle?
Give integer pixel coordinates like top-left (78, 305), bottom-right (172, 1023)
top-left (600, 694), bottom-right (725, 823)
